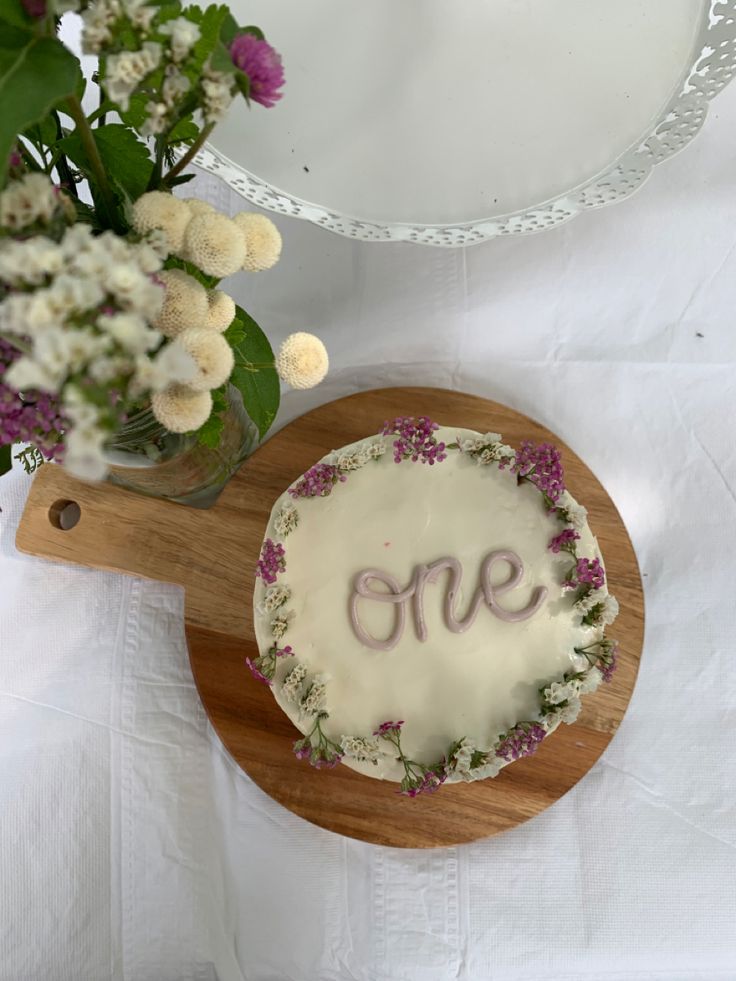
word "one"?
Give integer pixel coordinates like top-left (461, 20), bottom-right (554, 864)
top-left (349, 550), bottom-right (547, 651)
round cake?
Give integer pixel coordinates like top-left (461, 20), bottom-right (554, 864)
top-left (251, 416), bottom-right (619, 796)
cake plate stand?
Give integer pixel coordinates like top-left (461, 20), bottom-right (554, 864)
top-left (15, 388), bottom-right (644, 848)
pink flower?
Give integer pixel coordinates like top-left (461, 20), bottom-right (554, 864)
top-left (495, 723), bottom-right (546, 762)
top-left (574, 557), bottom-right (605, 590)
top-left (230, 34), bottom-right (285, 108)
top-left (0, 339), bottom-right (66, 461)
top-left (373, 720), bottom-right (404, 737)
top-left (293, 738), bottom-right (312, 760)
top-left (288, 463), bottom-right (346, 499)
top-left (255, 538), bottom-right (286, 585)
top-left (246, 657), bottom-right (272, 686)
top-left (506, 441), bottom-right (565, 504)
top-left (548, 529), bottom-right (580, 554)
top-left (382, 416), bottom-right (447, 466)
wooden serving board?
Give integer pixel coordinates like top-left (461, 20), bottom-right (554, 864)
top-left (15, 387), bottom-right (644, 848)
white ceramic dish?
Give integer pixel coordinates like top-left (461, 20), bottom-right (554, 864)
top-left (196, 0), bottom-right (736, 245)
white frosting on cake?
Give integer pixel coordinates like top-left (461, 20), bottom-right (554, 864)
top-left (253, 426), bottom-right (615, 784)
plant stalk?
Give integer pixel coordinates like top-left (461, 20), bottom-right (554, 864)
top-left (64, 95), bottom-right (118, 228)
top-left (163, 123), bottom-right (215, 186)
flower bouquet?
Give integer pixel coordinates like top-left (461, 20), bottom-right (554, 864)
top-left (0, 0), bottom-right (328, 499)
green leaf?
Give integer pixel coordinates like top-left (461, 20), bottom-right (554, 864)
top-left (188, 4), bottom-right (230, 74)
top-left (59, 124), bottom-right (153, 202)
top-left (219, 11), bottom-right (238, 45)
top-left (225, 306), bottom-right (280, 439)
top-left (166, 172), bottom-right (195, 187)
top-left (208, 39), bottom-right (237, 74)
top-left (0, 35), bottom-right (80, 187)
top-left (168, 114), bottom-right (199, 144)
top-left (194, 384), bottom-right (227, 446)
top-left (23, 114), bottom-right (58, 150)
top-left (0, 442), bottom-right (11, 477)
top-left (234, 70), bottom-right (250, 101)
top-left (241, 25), bottom-right (265, 40)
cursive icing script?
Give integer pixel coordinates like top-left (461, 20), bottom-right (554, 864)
top-left (349, 551), bottom-right (547, 651)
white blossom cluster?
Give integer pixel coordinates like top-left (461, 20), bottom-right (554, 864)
top-left (282, 663), bottom-right (307, 703)
top-left (339, 735), bottom-right (382, 764)
top-left (556, 491), bottom-right (588, 531)
top-left (270, 609), bottom-right (293, 641)
top-left (332, 439), bottom-right (387, 472)
top-left (300, 678), bottom-right (327, 716)
top-left (0, 182), bottom-right (197, 479)
top-left (201, 68), bottom-right (237, 124)
top-left (258, 584), bottom-right (291, 616)
top-left (446, 737), bottom-right (503, 781)
top-left (274, 502), bottom-right (299, 536)
top-left (575, 592), bottom-right (619, 627)
top-left (0, 173), bottom-right (63, 232)
top-left (457, 432), bottom-right (515, 466)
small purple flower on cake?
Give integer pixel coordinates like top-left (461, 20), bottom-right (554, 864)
top-left (293, 738), bottom-right (312, 760)
top-left (373, 720), bottom-right (405, 736)
top-left (246, 657), bottom-right (273, 686)
top-left (256, 538), bottom-right (286, 584)
top-left (548, 529), bottom-right (580, 554)
top-left (382, 416), bottom-right (447, 465)
top-left (495, 722), bottom-right (546, 761)
top-left (230, 33), bottom-right (285, 108)
top-left (401, 769), bottom-right (447, 797)
top-left (288, 463), bottom-right (347, 499)
top-left (564, 557), bottom-right (605, 591)
top-left (504, 440), bottom-right (565, 504)
top-left (600, 641), bottom-right (619, 683)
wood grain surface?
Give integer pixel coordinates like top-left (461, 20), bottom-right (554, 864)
top-left (15, 387), bottom-right (644, 847)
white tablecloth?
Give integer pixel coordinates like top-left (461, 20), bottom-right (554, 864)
top-left (2, 82), bottom-right (736, 981)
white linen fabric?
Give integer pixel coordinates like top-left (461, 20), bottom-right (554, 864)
top-left (1, 85), bottom-right (736, 981)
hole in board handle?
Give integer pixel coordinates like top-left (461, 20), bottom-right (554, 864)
top-left (49, 499), bottom-right (81, 531)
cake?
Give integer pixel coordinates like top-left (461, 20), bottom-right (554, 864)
top-left (250, 416), bottom-right (619, 796)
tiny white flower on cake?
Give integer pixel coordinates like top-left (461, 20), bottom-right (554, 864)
top-left (560, 696), bottom-right (582, 724)
top-left (282, 663), bottom-right (307, 703)
top-left (544, 678), bottom-right (582, 706)
top-left (557, 491), bottom-right (588, 532)
top-left (259, 584), bottom-right (291, 615)
top-left (464, 756), bottom-right (503, 781)
top-left (575, 592), bottom-right (619, 627)
top-left (300, 678), bottom-right (327, 716)
top-left (270, 610), bottom-right (293, 640)
top-left (575, 591), bottom-right (601, 616)
top-left (578, 668), bottom-right (603, 694)
top-left (599, 594), bottom-right (619, 626)
top-left (455, 737), bottom-right (479, 774)
top-left (340, 735), bottom-right (382, 764)
top-left (274, 502), bottom-right (299, 536)
top-left (335, 449), bottom-right (368, 471)
top-left (364, 439), bottom-right (387, 459)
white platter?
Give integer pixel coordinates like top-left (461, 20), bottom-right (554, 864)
top-left (196, 0), bottom-right (736, 245)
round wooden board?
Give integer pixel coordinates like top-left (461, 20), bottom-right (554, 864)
top-left (186, 387), bottom-right (644, 847)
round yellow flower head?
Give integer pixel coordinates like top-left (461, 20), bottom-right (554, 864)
top-left (183, 213), bottom-right (247, 277)
top-left (275, 332), bottom-right (329, 390)
top-left (232, 212), bottom-right (282, 272)
top-left (205, 288), bottom-right (236, 332)
top-left (153, 268), bottom-right (209, 337)
top-left (175, 326), bottom-right (234, 391)
top-left (151, 385), bottom-right (212, 432)
top-left (182, 197), bottom-right (216, 217)
top-left (131, 191), bottom-right (191, 253)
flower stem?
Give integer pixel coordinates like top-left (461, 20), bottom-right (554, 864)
top-left (64, 95), bottom-right (119, 230)
top-left (163, 123), bottom-right (215, 187)
top-left (0, 332), bottom-right (31, 355)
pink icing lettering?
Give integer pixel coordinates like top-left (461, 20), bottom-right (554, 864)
top-left (350, 550), bottom-right (547, 650)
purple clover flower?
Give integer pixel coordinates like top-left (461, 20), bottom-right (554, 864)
top-left (288, 463), bottom-right (346, 499)
top-left (373, 720), bottom-right (404, 737)
top-left (505, 440), bottom-right (565, 504)
top-left (230, 33), bottom-right (285, 108)
top-left (495, 723), bottom-right (546, 762)
top-left (245, 657), bottom-right (273, 686)
top-left (255, 538), bottom-right (286, 585)
top-left (382, 416), bottom-right (447, 466)
top-left (548, 528), bottom-right (580, 554)
top-left (1, 338), bottom-right (66, 460)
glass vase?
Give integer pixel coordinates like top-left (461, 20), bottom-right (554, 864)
top-left (105, 384), bottom-right (259, 508)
